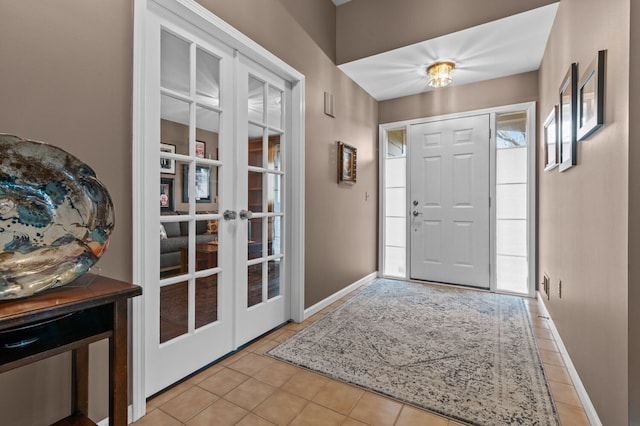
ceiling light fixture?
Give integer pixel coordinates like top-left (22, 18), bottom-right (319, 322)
top-left (427, 61), bottom-right (455, 88)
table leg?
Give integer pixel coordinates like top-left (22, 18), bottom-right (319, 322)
top-left (72, 346), bottom-right (89, 416)
top-left (110, 299), bottom-right (129, 426)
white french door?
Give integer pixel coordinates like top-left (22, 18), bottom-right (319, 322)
top-left (235, 59), bottom-right (289, 345)
top-left (142, 6), bottom-right (290, 397)
top-left (409, 115), bottom-right (490, 288)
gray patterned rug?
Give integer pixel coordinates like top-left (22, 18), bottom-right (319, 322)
top-left (268, 279), bottom-right (559, 425)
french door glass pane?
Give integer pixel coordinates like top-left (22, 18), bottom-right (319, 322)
top-left (160, 281), bottom-right (188, 343)
top-left (161, 30), bottom-right (190, 95)
top-left (161, 95), bottom-right (190, 151)
top-left (160, 219), bottom-right (189, 278)
top-left (194, 165), bottom-right (218, 215)
top-left (248, 171), bottom-right (263, 212)
top-left (248, 218), bottom-right (263, 260)
top-left (268, 259), bottom-right (281, 299)
top-left (267, 174), bottom-right (282, 213)
top-left (268, 217), bottom-right (281, 256)
top-left (248, 76), bottom-right (264, 122)
top-left (248, 131), bottom-right (263, 167)
top-left (195, 106), bottom-right (220, 160)
top-left (268, 86), bottom-right (282, 129)
top-left (268, 135), bottom-right (281, 171)
top-left (194, 219), bottom-right (218, 272)
top-left (247, 264), bottom-right (262, 307)
top-left (196, 47), bottom-right (220, 106)
top-left (195, 274), bottom-right (218, 328)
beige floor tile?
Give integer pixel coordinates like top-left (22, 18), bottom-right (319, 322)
top-left (236, 413), bottom-right (277, 426)
top-left (555, 401), bottom-right (590, 426)
top-left (272, 329), bottom-right (297, 343)
top-left (289, 402), bottom-right (345, 426)
top-left (349, 392), bottom-right (402, 426)
top-left (131, 408), bottom-right (182, 426)
top-left (149, 381), bottom-right (193, 407)
top-left (548, 381), bottom-right (582, 407)
top-left (159, 386), bottom-right (218, 423)
top-left (281, 370), bottom-right (330, 400)
top-left (312, 380), bottom-right (364, 414)
top-left (254, 360), bottom-right (301, 387)
top-left (539, 349), bottom-right (565, 367)
top-left (198, 367), bottom-right (249, 396)
top-left (253, 390), bottom-right (309, 425)
top-left (544, 364), bottom-right (572, 385)
top-left (532, 318), bottom-right (551, 329)
top-left (228, 353), bottom-right (277, 376)
top-left (186, 398), bottom-right (248, 426)
top-left (536, 338), bottom-right (559, 352)
top-left (224, 378), bottom-right (276, 410)
top-left (395, 405), bottom-right (448, 426)
top-left (342, 418), bottom-right (368, 426)
top-left (250, 339), bottom-right (281, 355)
top-left (533, 327), bottom-right (554, 340)
top-left (220, 351), bottom-right (248, 366)
top-left (448, 422), bottom-right (466, 426)
top-left (187, 364), bottom-right (224, 385)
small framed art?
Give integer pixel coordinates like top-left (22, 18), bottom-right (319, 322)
top-left (559, 63), bottom-right (577, 172)
top-left (183, 165), bottom-right (212, 203)
top-left (160, 143), bottom-right (176, 174)
top-left (577, 50), bottom-right (606, 141)
top-left (337, 141), bottom-right (357, 183)
top-left (544, 105), bottom-right (559, 171)
top-left (195, 140), bottom-right (206, 158)
top-left (160, 178), bottom-right (174, 212)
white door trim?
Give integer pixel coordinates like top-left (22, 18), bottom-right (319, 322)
top-left (132, 0), bottom-right (305, 420)
top-left (378, 102), bottom-right (536, 297)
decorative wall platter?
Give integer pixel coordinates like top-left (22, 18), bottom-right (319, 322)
top-left (0, 134), bottom-right (114, 299)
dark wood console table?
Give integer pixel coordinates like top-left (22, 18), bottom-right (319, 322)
top-left (0, 274), bottom-right (142, 426)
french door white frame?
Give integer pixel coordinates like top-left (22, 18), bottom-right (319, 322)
top-left (132, 0), bottom-right (305, 421)
top-left (378, 102), bottom-right (536, 298)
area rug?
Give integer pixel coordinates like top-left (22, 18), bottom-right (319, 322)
top-left (268, 279), bottom-right (559, 425)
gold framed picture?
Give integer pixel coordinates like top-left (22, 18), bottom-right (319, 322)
top-left (337, 141), bottom-right (357, 183)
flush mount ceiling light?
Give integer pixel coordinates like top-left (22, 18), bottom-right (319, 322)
top-left (426, 61), bottom-right (455, 88)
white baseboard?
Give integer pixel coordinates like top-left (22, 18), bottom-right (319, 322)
top-left (537, 294), bottom-right (602, 426)
top-left (303, 272), bottom-right (378, 320)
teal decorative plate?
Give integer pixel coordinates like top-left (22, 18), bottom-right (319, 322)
top-left (0, 134), bottom-right (114, 299)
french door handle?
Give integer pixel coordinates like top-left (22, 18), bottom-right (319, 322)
top-left (239, 210), bottom-right (253, 220)
top-left (223, 210), bottom-right (237, 221)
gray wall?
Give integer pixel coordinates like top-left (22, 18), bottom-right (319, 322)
top-left (336, 0), bottom-right (558, 64)
top-left (379, 71), bottom-right (538, 124)
top-left (537, 0), bottom-right (630, 424)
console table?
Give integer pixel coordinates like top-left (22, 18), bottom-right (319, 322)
top-left (0, 274), bottom-right (142, 426)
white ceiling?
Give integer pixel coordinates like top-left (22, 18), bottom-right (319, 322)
top-left (338, 3), bottom-right (558, 101)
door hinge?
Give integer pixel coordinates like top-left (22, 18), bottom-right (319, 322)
top-left (489, 128), bottom-right (492, 139)
top-left (489, 196), bottom-right (491, 208)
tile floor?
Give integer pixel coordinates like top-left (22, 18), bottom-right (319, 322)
top-left (134, 287), bottom-right (591, 426)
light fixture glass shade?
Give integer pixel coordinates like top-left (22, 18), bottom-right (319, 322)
top-left (427, 62), bottom-right (455, 88)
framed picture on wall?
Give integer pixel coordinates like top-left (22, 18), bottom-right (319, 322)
top-left (195, 140), bottom-right (206, 158)
top-left (182, 165), bottom-right (211, 203)
top-left (160, 178), bottom-right (174, 212)
top-left (160, 143), bottom-right (176, 174)
top-left (543, 105), bottom-right (559, 171)
top-left (337, 141), bottom-right (357, 183)
top-left (559, 63), bottom-right (577, 172)
top-left (577, 50), bottom-right (606, 141)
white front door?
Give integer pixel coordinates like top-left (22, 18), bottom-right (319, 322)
top-left (409, 115), bottom-right (490, 288)
top-left (143, 9), bottom-right (290, 396)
